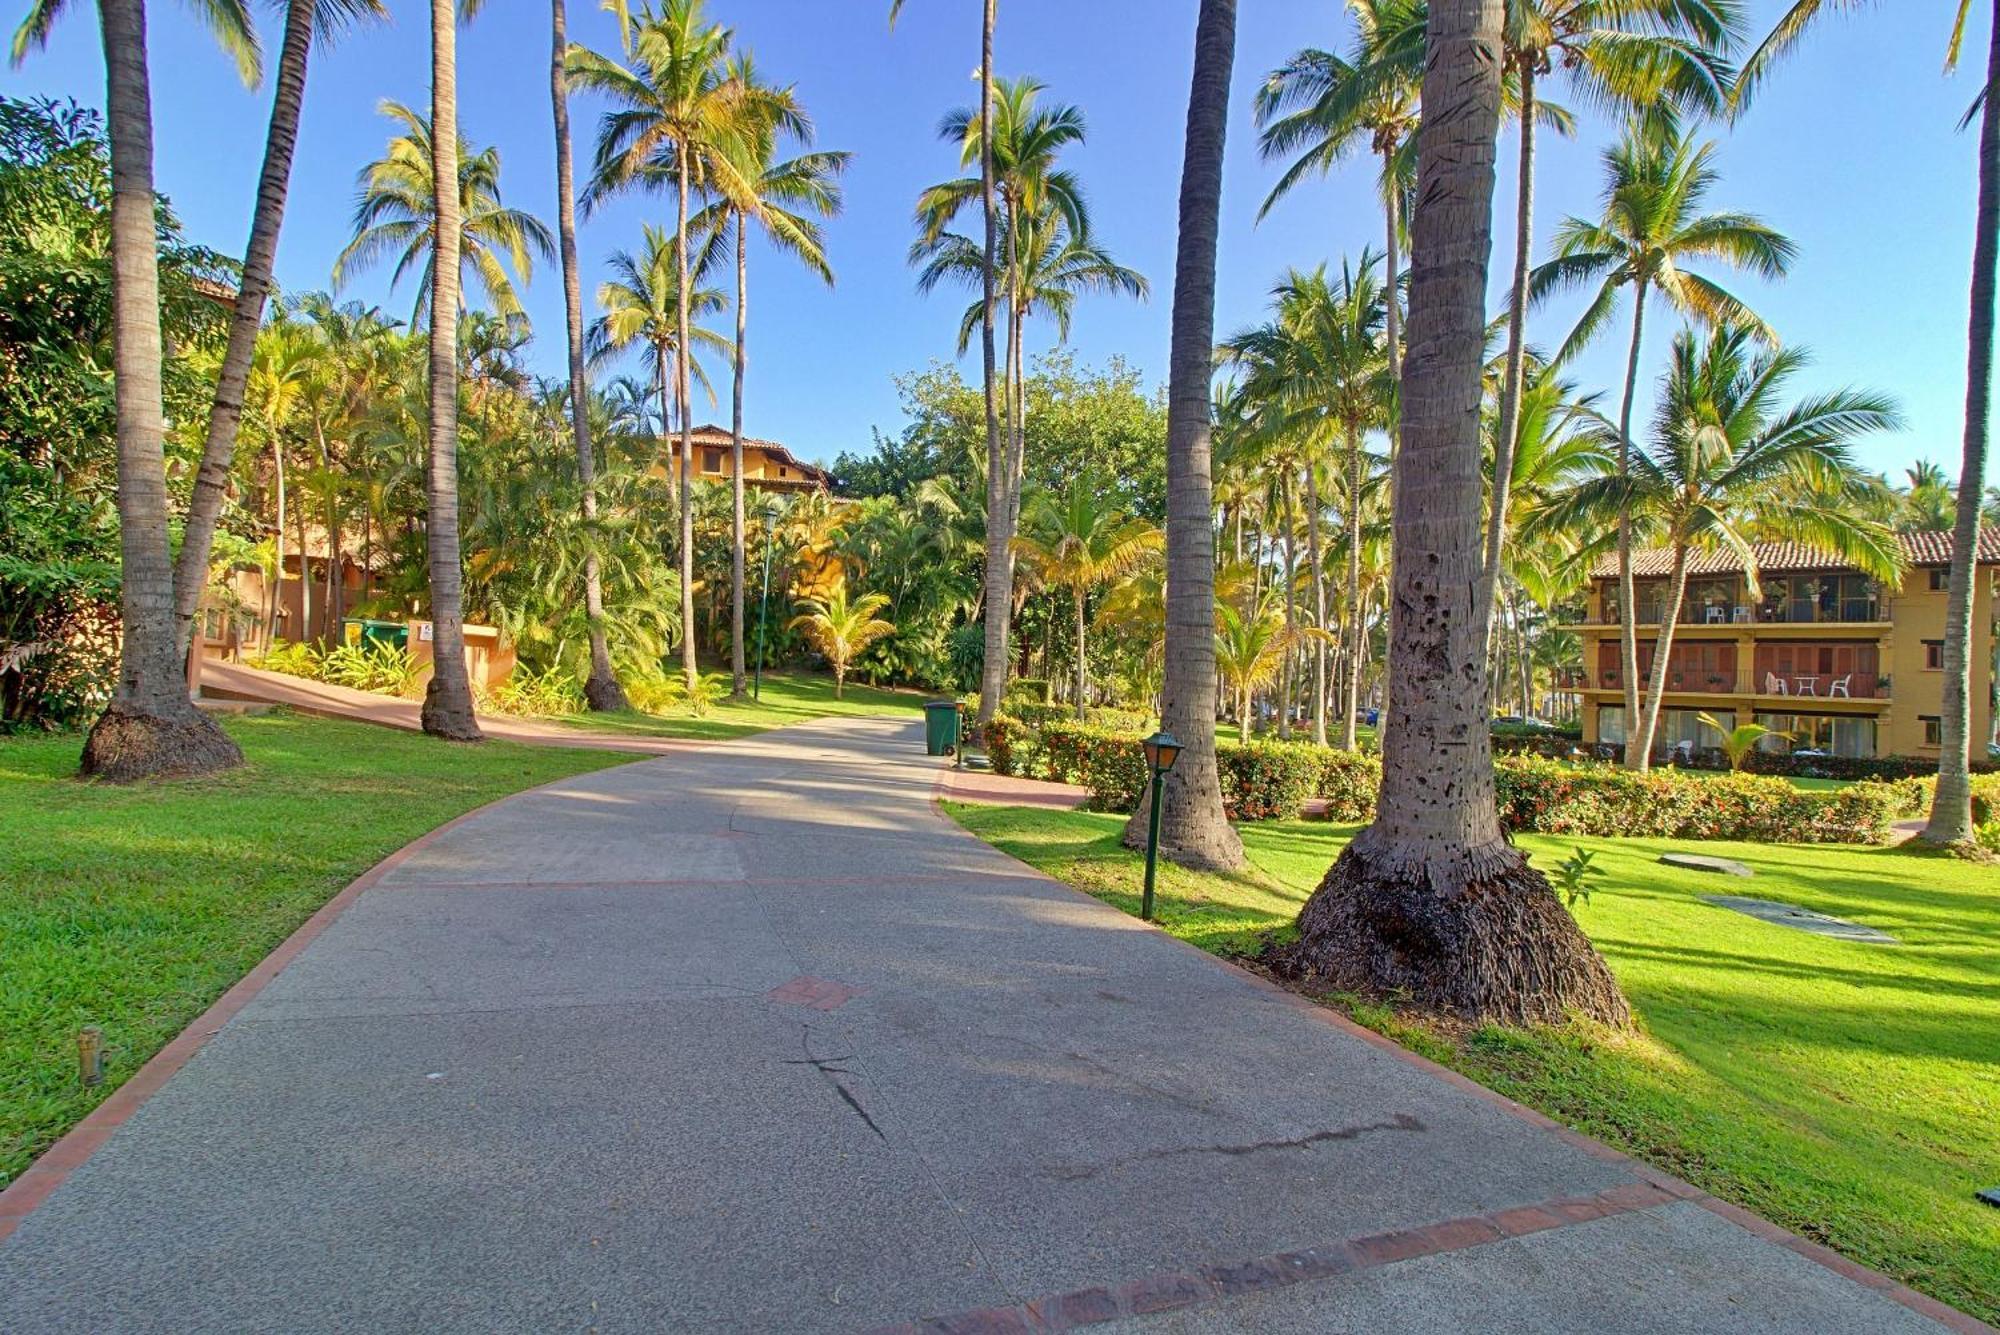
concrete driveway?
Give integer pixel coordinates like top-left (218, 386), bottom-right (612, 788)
top-left (0, 716), bottom-right (1976, 1333)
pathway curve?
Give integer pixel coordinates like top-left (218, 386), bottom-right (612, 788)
top-left (0, 717), bottom-right (1979, 1333)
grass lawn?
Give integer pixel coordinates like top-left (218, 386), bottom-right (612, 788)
top-left (554, 670), bottom-right (924, 742)
top-left (0, 711), bottom-right (630, 1189)
top-left (946, 802), bottom-right (2000, 1323)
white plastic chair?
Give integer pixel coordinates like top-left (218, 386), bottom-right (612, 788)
top-left (1829, 674), bottom-right (1852, 699)
top-left (1765, 672), bottom-right (1787, 696)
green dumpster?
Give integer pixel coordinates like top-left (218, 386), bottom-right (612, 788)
top-left (923, 699), bottom-right (962, 756)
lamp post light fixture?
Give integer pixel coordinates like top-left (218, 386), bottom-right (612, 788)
top-left (1139, 730), bottom-right (1182, 922)
top-left (755, 502), bottom-right (779, 701)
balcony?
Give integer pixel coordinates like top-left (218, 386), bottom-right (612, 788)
top-left (1589, 669), bottom-right (1890, 701)
top-left (1584, 574), bottom-right (1888, 629)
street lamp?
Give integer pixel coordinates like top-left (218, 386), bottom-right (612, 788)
top-left (755, 501), bottom-right (779, 701)
top-left (1139, 730), bottom-right (1182, 922)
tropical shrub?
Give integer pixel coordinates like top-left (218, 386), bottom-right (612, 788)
top-left (320, 641), bottom-right (424, 698)
top-left (1216, 741), bottom-right (1325, 820)
top-left (1491, 757), bottom-right (1898, 844)
top-left (478, 667), bottom-right (584, 717)
top-left (1312, 748), bottom-right (1381, 821)
top-left (1005, 678), bottom-right (1052, 707)
top-left (249, 639), bottom-right (326, 680)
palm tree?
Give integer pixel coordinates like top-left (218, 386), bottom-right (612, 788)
top-left (17, 0), bottom-right (259, 776)
top-left (414, 0), bottom-right (481, 740)
top-left (1535, 326), bottom-right (1901, 767)
top-left (916, 75), bottom-right (1091, 726)
top-left (1290, 0), bottom-right (1628, 1028)
top-left (551, 0), bottom-right (627, 712)
top-left (1696, 711), bottom-right (1784, 771)
top-left (334, 102), bottom-right (555, 328)
top-left (1254, 0), bottom-right (1423, 459)
top-left (889, 0), bottom-right (1004, 725)
top-left (1530, 118), bottom-right (1793, 768)
top-left (569, 0), bottom-right (767, 689)
top-left (789, 587), bottom-right (895, 698)
top-left (692, 64), bottom-right (848, 698)
top-left (1215, 601), bottom-right (1291, 743)
top-left (1479, 0), bottom-right (1736, 643)
top-left (169, 0), bottom-right (388, 675)
top-left (1011, 477), bottom-right (1163, 719)
top-left (1130, 0), bottom-right (1244, 871)
top-left (1221, 258), bottom-right (1390, 749)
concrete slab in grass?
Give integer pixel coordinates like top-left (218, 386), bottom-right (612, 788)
top-left (1701, 895), bottom-right (1900, 944)
top-left (1660, 852), bottom-right (1754, 877)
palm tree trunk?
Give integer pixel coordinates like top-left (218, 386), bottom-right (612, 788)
top-left (553, 0), bottom-right (627, 713)
top-left (730, 210), bottom-right (749, 698)
top-left (655, 344), bottom-right (675, 522)
top-left (1073, 586), bottom-right (1088, 721)
top-left (974, 0), bottom-right (1008, 726)
top-left (1122, 0), bottom-right (1244, 870)
top-left (1631, 545), bottom-right (1689, 767)
top-left (1922, 0), bottom-right (2000, 846)
top-left (1341, 428), bottom-right (1364, 749)
top-left (418, 0), bottom-right (482, 741)
top-left (1615, 278), bottom-right (1648, 768)
top-left (1278, 472), bottom-right (1297, 740)
top-left (313, 420), bottom-right (340, 637)
top-left (296, 468), bottom-right (312, 643)
top-left (1381, 143), bottom-right (1403, 452)
top-left (1477, 56), bottom-right (1534, 644)
top-left (79, 0), bottom-right (242, 778)
top-left (675, 156), bottom-right (698, 691)
top-left (1287, 0), bottom-right (1624, 1029)
top-left (270, 437), bottom-right (287, 643)
top-left (1304, 462), bottom-right (1328, 746)
top-left (171, 0), bottom-right (315, 661)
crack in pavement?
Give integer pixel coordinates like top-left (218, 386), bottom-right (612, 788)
top-left (784, 1027), bottom-right (888, 1143)
top-left (1048, 1113), bottom-right (1427, 1182)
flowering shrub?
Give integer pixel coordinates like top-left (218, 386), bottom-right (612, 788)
top-left (1900, 772), bottom-right (2000, 825)
top-left (980, 715), bottom-right (1030, 777)
top-left (1313, 748), bottom-right (1382, 821)
top-left (1040, 722), bottom-right (1149, 809)
top-left (1212, 741), bottom-right (1324, 819)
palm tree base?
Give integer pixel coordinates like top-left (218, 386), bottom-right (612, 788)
top-left (80, 701), bottom-right (245, 783)
top-left (1278, 836), bottom-right (1630, 1028)
top-left (1120, 778), bottom-right (1247, 872)
top-left (583, 670), bottom-right (631, 713)
top-left (420, 680), bottom-right (484, 742)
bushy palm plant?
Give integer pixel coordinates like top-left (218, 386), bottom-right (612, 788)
top-left (789, 587), bottom-right (895, 699)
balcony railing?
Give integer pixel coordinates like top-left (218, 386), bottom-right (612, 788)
top-left (1595, 599), bottom-right (1883, 627)
top-left (1593, 669), bottom-right (1890, 700)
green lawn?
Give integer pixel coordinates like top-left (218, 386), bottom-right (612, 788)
top-left (946, 802), bottom-right (2000, 1324)
top-left (0, 712), bottom-right (630, 1189)
top-left (555, 670), bottom-right (924, 742)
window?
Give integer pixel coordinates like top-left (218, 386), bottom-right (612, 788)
top-left (779, 466), bottom-right (790, 478)
top-left (1923, 716), bottom-right (1942, 746)
top-left (1596, 706), bottom-right (1626, 744)
top-left (1930, 567), bottom-right (1951, 591)
top-left (703, 448), bottom-right (723, 474)
top-left (1755, 712), bottom-right (1878, 759)
top-left (1926, 640), bottom-right (1944, 670)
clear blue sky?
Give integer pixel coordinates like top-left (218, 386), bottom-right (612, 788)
top-left (7, 1), bottom-right (1989, 483)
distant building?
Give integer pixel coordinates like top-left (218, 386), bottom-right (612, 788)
top-left (659, 424), bottom-right (832, 493)
top-left (1574, 528), bottom-right (2000, 761)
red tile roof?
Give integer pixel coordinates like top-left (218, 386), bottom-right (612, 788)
top-left (1590, 528), bottom-right (2000, 580)
top-left (668, 423), bottom-right (833, 485)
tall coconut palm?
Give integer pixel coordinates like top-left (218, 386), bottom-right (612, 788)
top-left (16, 0), bottom-right (258, 776)
top-left (169, 0), bottom-right (388, 677)
top-left (1533, 326), bottom-right (1901, 766)
top-left (551, 0), bottom-right (626, 711)
top-left (334, 102), bottom-right (554, 328)
top-left (1732, 3), bottom-right (1996, 845)
top-left (889, 0), bottom-right (1001, 723)
top-left (1011, 477), bottom-right (1163, 719)
top-left (1127, 0), bottom-right (1244, 871)
top-left (569, 0), bottom-right (766, 689)
top-left (1478, 0), bottom-right (1738, 645)
top-left (1214, 600), bottom-right (1291, 743)
top-left (789, 587), bottom-right (895, 698)
top-left (1290, 0), bottom-right (1628, 1028)
top-left (692, 65), bottom-right (848, 698)
top-left (1254, 0), bottom-right (1423, 459)
top-left (1530, 119), bottom-right (1793, 768)
top-left (916, 75), bottom-right (1090, 724)
top-left (418, 0), bottom-right (480, 739)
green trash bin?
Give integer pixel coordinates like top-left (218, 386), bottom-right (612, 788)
top-left (923, 699), bottom-right (962, 757)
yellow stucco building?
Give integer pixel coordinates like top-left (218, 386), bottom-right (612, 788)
top-left (1576, 529), bottom-right (2000, 761)
top-left (662, 424), bottom-right (832, 493)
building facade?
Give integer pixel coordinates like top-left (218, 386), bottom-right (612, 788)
top-left (661, 424), bottom-right (832, 493)
top-left (1575, 529), bottom-right (2000, 761)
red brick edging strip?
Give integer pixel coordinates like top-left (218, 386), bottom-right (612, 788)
top-left (867, 1180), bottom-right (1697, 1335)
top-left (0, 767), bottom-right (625, 1245)
top-left (924, 769), bottom-right (1995, 1335)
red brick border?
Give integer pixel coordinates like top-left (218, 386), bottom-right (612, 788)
top-left (0, 767), bottom-right (623, 1245)
top-left (926, 780), bottom-right (1995, 1335)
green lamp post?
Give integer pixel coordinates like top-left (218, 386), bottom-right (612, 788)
top-left (1139, 730), bottom-right (1182, 922)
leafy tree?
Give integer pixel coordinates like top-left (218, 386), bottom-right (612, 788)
top-left (1011, 476), bottom-right (1161, 719)
top-left (789, 587), bottom-right (894, 698)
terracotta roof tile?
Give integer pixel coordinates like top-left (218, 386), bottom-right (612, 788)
top-left (1589, 528), bottom-right (2000, 580)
